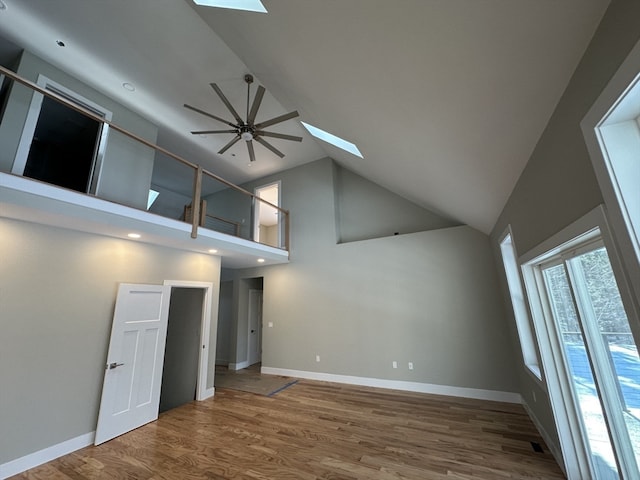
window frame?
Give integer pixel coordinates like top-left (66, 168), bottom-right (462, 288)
top-left (498, 225), bottom-right (543, 382)
top-left (581, 38), bottom-right (640, 304)
top-left (520, 205), bottom-right (640, 478)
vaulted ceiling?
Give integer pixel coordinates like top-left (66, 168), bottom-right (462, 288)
top-left (0, 0), bottom-right (609, 233)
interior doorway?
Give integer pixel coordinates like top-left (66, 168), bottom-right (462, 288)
top-left (214, 276), bottom-right (264, 371)
top-left (159, 287), bottom-right (205, 413)
top-left (12, 74), bottom-right (111, 194)
top-left (253, 181), bottom-right (281, 247)
top-left (95, 280), bottom-right (214, 445)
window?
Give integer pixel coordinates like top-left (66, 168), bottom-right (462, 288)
top-left (521, 207), bottom-right (640, 479)
top-left (582, 39), bottom-right (640, 303)
top-left (499, 228), bottom-right (542, 380)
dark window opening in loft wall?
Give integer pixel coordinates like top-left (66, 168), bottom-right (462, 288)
top-left (23, 95), bottom-right (102, 193)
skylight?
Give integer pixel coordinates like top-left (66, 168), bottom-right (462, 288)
top-left (192, 0), bottom-right (267, 13)
top-left (147, 189), bottom-right (159, 210)
top-left (301, 122), bottom-right (363, 158)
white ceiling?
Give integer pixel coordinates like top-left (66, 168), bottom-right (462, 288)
top-left (0, 0), bottom-right (609, 233)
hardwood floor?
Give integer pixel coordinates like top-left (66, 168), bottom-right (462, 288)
top-left (11, 381), bottom-right (566, 479)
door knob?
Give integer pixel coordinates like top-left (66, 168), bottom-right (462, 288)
top-left (108, 362), bottom-right (125, 370)
top-left (251, 329), bottom-right (256, 333)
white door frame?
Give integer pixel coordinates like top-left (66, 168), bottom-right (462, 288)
top-left (253, 181), bottom-right (281, 246)
top-left (163, 280), bottom-right (215, 401)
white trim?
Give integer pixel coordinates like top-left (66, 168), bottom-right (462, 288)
top-left (521, 401), bottom-right (565, 476)
top-left (498, 225), bottom-right (543, 383)
top-left (260, 367), bottom-right (522, 404)
top-left (253, 180), bottom-right (282, 247)
top-left (581, 38), bottom-right (640, 302)
top-left (203, 387), bottom-right (215, 400)
top-left (519, 205), bottom-right (640, 479)
top-left (163, 280), bottom-right (215, 402)
top-left (229, 360), bottom-right (250, 371)
top-left (519, 206), bottom-right (606, 266)
top-left (0, 431), bottom-right (95, 479)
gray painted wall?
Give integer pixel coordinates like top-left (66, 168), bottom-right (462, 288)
top-left (335, 164), bottom-right (460, 243)
top-left (490, 0), bottom-right (640, 457)
top-left (160, 287), bottom-right (205, 413)
top-left (0, 50), bottom-right (157, 210)
top-left (215, 280), bottom-right (234, 365)
top-left (0, 218), bottom-right (220, 464)
top-left (225, 158), bottom-right (518, 392)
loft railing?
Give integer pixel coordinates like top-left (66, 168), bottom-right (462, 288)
top-left (0, 65), bottom-right (289, 251)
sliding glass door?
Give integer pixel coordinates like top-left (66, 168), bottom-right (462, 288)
top-left (538, 241), bottom-right (640, 478)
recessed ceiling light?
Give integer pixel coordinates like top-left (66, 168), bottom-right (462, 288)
top-left (122, 82), bottom-right (135, 92)
top-left (127, 233), bottom-right (141, 239)
top-left (301, 122), bottom-right (363, 158)
top-left (208, 249), bottom-right (218, 254)
top-left (257, 258), bottom-right (265, 263)
top-left (193, 0), bottom-right (267, 13)
top-left (56, 40), bottom-right (66, 47)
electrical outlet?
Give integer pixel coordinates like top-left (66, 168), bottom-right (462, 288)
top-left (408, 362), bottom-right (414, 370)
top-left (392, 361), bottom-right (398, 369)
top-left (268, 322), bottom-right (273, 328)
top-left (316, 355), bottom-right (320, 362)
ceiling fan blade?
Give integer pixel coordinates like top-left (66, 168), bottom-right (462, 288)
top-left (191, 129), bottom-right (238, 135)
top-left (247, 139), bottom-right (256, 163)
top-left (247, 85), bottom-right (265, 125)
top-left (256, 131), bottom-right (303, 142)
top-left (254, 136), bottom-right (285, 158)
top-left (254, 110), bottom-right (299, 130)
top-left (218, 135), bottom-right (241, 154)
top-left (184, 104), bottom-right (237, 128)
top-left (210, 83), bottom-right (244, 125)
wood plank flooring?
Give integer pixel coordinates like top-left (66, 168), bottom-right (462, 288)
top-left (11, 380), bottom-right (566, 479)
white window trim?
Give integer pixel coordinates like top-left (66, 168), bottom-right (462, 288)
top-left (498, 225), bottom-right (543, 383)
top-left (581, 38), bottom-right (640, 303)
top-left (520, 205), bottom-right (640, 479)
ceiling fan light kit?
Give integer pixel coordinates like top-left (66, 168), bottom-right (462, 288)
top-left (185, 74), bottom-right (301, 162)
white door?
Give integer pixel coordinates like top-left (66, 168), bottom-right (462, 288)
top-left (95, 284), bottom-right (171, 445)
top-left (248, 290), bottom-right (263, 366)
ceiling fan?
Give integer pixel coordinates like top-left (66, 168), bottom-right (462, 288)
top-left (184, 74), bottom-right (302, 162)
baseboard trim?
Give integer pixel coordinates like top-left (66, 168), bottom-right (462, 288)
top-left (261, 367), bottom-right (522, 404)
top-left (0, 431), bottom-right (95, 479)
top-left (203, 387), bottom-right (215, 400)
top-left (522, 401), bottom-right (565, 475)
top-left (229, 361), bottom-right (249, 371)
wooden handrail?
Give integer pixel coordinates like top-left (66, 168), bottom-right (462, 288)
top-left (0, 64), bottom-right (290, 250)
top-left (0, 65), bottom-right (289, 214)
